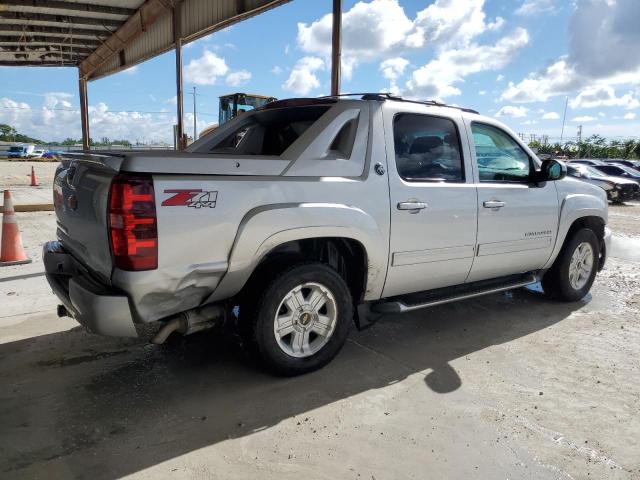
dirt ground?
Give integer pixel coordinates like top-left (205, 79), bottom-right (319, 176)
top-left (1, 191), bottom-right (639, 478)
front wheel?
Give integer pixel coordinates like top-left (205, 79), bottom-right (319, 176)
top-left (542, 228), bottom-right (599, 301)
top-left (241, 263), bottom-right (353, 376)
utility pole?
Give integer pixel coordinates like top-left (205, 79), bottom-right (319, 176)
top-left (192, 86), bottom-right (197, 141)
top-left (576, 125), bottom-right (582, 158)
top-left (559, 96), bottom-right (568, 144)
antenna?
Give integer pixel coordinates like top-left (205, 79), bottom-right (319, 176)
top-left (559, 96), bottom-right (568, 144)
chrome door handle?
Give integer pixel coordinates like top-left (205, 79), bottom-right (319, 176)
top-left (483, 200), bottom-right (506, 209)
top-left (397, 201), bottom-right (427, 212)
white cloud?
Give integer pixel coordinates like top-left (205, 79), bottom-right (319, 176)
top-left (496, 74), bottom-right (505, 82)
top-left (225, 70), bottom-right (252, 87)
top-left (165, 96), bottom-right (177, 105)
top-left (623, 112), bottom-right (637, 120)
top-left (571, 115), bottom-right (597, 122)
top-left (503, 0), bottom-right (640, 105)
top-left (569, 85), bottom-right (639, 110)
top-left (515, 0), bottom-right (555, 16)
top-left (271, 66), bottom-right (283, 75)
top-left (184, 50), bottom-right (229, 85)
top-left (379, 57), bottom-right (409, 93)
top-left (294, 0), bottom-right (507, 86)
top-left (406, 28), bottom-right (529, 99)
top-left (478, 90), bottom-right (487, 95)
top-left (542, 111), bottom-right (560, 120)
top-left (0, 96), bottom-right (179, 143)
top-left (521, 119), bottom-right (538, 125)
top-left (282, 57), bottom-right (325, 95)
top-left (501, 60), bottom-right (581, 103)
top-left (495, 105), bottom-right (529, 118)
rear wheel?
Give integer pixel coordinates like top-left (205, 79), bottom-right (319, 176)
top-left (542, 228), bottom-right (599, 301)
top-left (241, 263), bottom-right (353, 376)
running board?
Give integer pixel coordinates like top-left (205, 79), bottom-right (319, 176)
top-left (372, 273), bottom-right (539, 314)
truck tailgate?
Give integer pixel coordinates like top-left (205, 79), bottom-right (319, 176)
top-left (53, 153), bottom-right (124, 284)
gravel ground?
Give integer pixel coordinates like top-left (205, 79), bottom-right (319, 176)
top-left (0, 199), bottom-right (639, 479)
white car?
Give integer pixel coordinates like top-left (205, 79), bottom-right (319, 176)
top-left (29, 149), bottom-right (45, 158)
top-left (44, 94), bottom-right (611, 375)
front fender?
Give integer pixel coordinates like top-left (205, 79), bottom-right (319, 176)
top-left (206, 203), bottom-right (388, 302)
top-left (543, 192), bottom-right (607, 269)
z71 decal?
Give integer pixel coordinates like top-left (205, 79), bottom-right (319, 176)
top-left (162, 189), bottom-right (218, 208)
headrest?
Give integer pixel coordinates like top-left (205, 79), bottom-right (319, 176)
top-left (410, 136), bottom-right (443, 154)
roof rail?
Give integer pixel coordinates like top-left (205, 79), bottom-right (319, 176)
top-left (319, 92), bottom-right (479, 114)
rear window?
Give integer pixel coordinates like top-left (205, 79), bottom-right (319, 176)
top-left (209, 105), bottom-right (330, 156)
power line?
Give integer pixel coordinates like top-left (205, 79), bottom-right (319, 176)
top-left (0, 105), bottom-right (217, 116)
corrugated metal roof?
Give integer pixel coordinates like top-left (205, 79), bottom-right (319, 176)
top-left (0, 0), bottom-right (290, 78)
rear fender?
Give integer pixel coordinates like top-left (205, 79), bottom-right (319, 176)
top-left (206, 203), bottom-right (387, 302)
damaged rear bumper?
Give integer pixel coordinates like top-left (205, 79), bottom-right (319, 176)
top-left (43, 241), bottom-right (138, 337)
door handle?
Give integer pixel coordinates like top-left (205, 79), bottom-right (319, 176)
top-left (397, 201), bottom-right (427, 212)
top-left (483, 200), bottom-right (506, 209)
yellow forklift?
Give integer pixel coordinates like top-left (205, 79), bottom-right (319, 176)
top-left (199, 93), bottom-right (277, 138)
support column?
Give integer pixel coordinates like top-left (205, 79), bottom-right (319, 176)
top-left (173, 3), bottom-right (185, 150)
top-left (78, 71), bottom-right (90, 151)
top-left (330, 0), bottom-right (342, 96)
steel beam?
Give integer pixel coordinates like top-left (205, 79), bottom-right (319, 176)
top-left (0, 12), bottom-right (125, 29)
top-left (331, 0), bottom-right (342, 96)
top-left (0, 60), bottom-right (76, 66)
top-left (0, 35), bottom-right (100, 47)
top-left (79, 0), bottom-right (172, 80)
top-left (79, 72), bottom-right (90, 151)
top-left (1, 0), bottom-right (135, 18)
top-left (0, 24), bottom-right (112, 38)
top-left (173, 3), bottom-right (185, 151)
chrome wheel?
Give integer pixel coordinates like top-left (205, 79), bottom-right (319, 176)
top-left (568, 241), bottom-right (594, 290)
top-left (273, 282), bottom-right (338, 358)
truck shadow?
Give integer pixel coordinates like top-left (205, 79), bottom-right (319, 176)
top-left (0, 288), bottom-right (584, 479)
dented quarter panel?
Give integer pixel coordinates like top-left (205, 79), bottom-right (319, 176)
top-left (110, 102), bottom-right (391, 322)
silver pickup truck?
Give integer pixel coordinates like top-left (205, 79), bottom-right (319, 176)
top-left (44, 94), bottom-right (612, 376)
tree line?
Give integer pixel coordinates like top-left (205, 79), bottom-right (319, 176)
top-left (528, 135), bottom-right (640, 159)
top-left (1, 124), bottom-right (132, 147)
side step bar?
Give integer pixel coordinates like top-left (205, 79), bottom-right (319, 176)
top-left (372, 273), bottom-right (539, 314)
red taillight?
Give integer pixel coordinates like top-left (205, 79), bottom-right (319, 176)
top-left (109, 174), bottom-right (157, 271)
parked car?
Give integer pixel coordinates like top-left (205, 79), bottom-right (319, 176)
top-left (592, 164), bottom-right (640, 186)
top-left (568, 159), bottom-right (607, 166)
top-left (7, 144), bottom-right (35, 158)
top-left (42, 150), bottom-right (62, 159)
top-left (605, 159), bottom-right (640, 171)
top-left (44, 94), bottom-right (611, 376)
top-left (29, 149), bottom-right (45, 158)
top-left (566, 164), bottom-right (639, 203)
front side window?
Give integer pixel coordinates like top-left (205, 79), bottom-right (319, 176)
top-left (393, 113), bottom-right (464, 182)
top-left (471, 123), bottom-right (532, 182)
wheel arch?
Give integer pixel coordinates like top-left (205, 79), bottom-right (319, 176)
top-left (205, 203), bottom-right (388, 303)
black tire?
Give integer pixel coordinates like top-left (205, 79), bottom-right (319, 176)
top-left (542, 228), bottom-right (600, 302)
top-left (240, 262), bottom-right (353, 376)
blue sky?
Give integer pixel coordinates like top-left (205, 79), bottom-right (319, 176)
top-left (1, 0), bottom-right (639, 144)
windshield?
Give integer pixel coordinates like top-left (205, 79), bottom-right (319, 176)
top-left (8, 146), bottom-right (23, 152)
top-left (615, 165), bottom-right (640, 177)
top-left (584, 166), bottom-right (606, 178)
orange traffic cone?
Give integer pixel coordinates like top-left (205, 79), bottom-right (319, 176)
top-left (30, 166), bottom-right (38, 186)
top-left (0, 190), bottom-right (32, 266)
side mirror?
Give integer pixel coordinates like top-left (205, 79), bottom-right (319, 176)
top-left (538, 159), bottom-right (566, 181)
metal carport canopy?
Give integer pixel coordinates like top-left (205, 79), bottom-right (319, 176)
top-left (0, 0), bottom-right (344, 150)
top-left (0, 0), bottom-right (291, 80)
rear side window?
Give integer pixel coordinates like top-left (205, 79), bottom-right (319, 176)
top-left (209, 105), bottom-right (330, 156)
top-left (471, 122), bottom-right (532, 182)
top-left (393, 113), bottom-right (464, 182)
